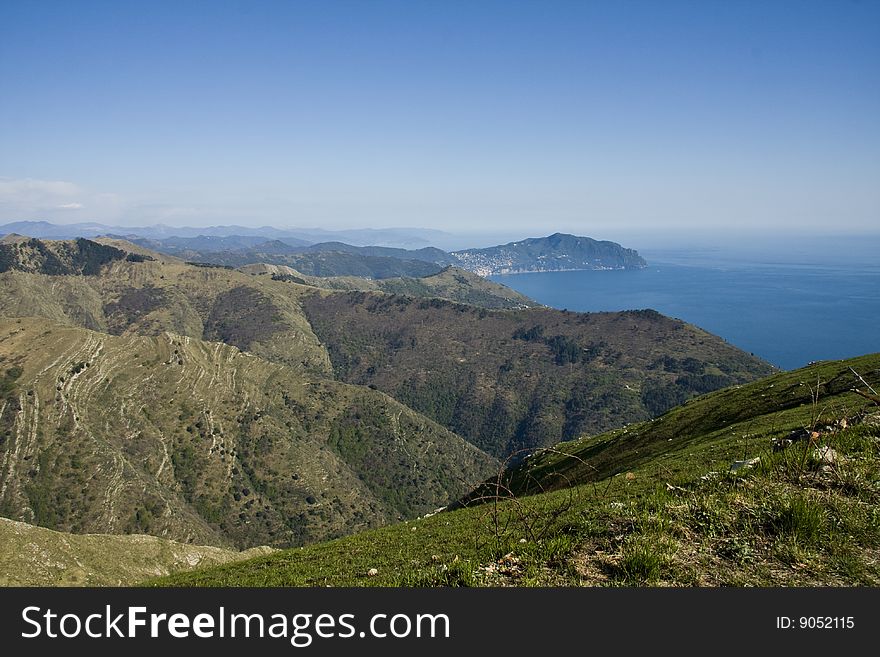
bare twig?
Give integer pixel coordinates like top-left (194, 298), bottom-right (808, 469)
top-left (850, 367), bottom-right (878, 396)
top-left (461, 445), bottom-right (597, 548)
top-left (851, 389), bottom-right (880, 406)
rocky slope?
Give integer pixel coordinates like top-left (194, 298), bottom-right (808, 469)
top-left (0, 318), bottom-right (496, 548)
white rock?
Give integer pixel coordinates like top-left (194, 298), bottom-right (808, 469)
top-left (730, 457), bottom-right (760, 472)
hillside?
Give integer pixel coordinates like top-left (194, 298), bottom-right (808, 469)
top-left (0, 239), bottom-right (332, 375)
top-left (451, 233), bottom-right (647, 275)
top-left (475, 352), bottom-right (880, 496)
top-left (0, 318), bottom-right (496, 549)
top-left (301, 293), bottom-right (774, 456)
top-left (151, 353), bottom-right (880, 587)
top-left (240, 264), bottom-right (538, 310)
top-left (177, 244), bottom-right (445, 278)
top-left (300, 241), bottom-right (454, 265)
top-left (0, 517), bottom-right (273, 586)
top-left (0, 236), bottom-right (151, 275)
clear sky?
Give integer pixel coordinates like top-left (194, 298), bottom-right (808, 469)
top-left (1, 0), bottom-right (878, 239)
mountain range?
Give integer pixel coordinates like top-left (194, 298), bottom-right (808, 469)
top-left (0, 221), bottom-right (451, 249)
top-left (0, 222), bottom-right (647, 278)
top-left (127, 232), bottom-right (647, 277)
top-left (0, 236), bottom-right (772, 567)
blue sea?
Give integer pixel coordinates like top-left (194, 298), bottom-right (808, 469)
top-left (491, 242), bottom-right (880, 370)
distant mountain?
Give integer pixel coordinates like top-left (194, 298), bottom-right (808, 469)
top-left (451, 233), bottom-right (647, 275)
top-left (105, 232), bottom-right (647, 280)
top-left (120, 237), bottom-right (455, 278)
top-left (0, 221), bottom-right (453, 249)
top-left (119, 234), bottom-right (309, 253)
top-left (182, 245), bottom-right (444, 278)
top-left (0, 221), bottom-right (118, 240)
top-left (302, 241), bottom-right (456, 266)
top-left (290, 227), bottom-right (453, 249)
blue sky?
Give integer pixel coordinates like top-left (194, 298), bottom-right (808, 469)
top-left (0, 0), bottom-right (878, 239)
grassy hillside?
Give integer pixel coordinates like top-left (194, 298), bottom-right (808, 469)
top-left (500, 352), bottom-right (880, 496)
top-left (0, 318), bottom-right (496, 549)
top-left (0, 516), bottom-right (273, 586)
top-left (302, 292), bottom-right (774, 456)
top-left (240, 264), bottom-right (538, 310)
top-left (150, 353), bottom-right (880, 587)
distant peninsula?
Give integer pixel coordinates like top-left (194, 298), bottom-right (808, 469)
top-left (450, 233), bottom-right (647, 276)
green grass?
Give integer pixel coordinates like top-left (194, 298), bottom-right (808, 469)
top-left (148, 353), bottom-right (880, 587)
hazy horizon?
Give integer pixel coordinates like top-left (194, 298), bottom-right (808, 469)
top-left (2, 1), bottom-right (878, 235)
top-left (4, 217), bottom-right (880, 260)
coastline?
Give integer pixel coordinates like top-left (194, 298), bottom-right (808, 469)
top-left (484, 265), bottom-right (644, 276)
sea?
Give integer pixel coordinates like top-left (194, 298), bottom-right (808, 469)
top-left (490, 239), bottom-right (880, 371)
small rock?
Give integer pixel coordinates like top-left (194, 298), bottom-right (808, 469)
top-left (813, 446), bottom-right (842, 465)
top-left (730, 457), bottom-right (760, 472)
top-left (367, 568), bottom-right (378, 577)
